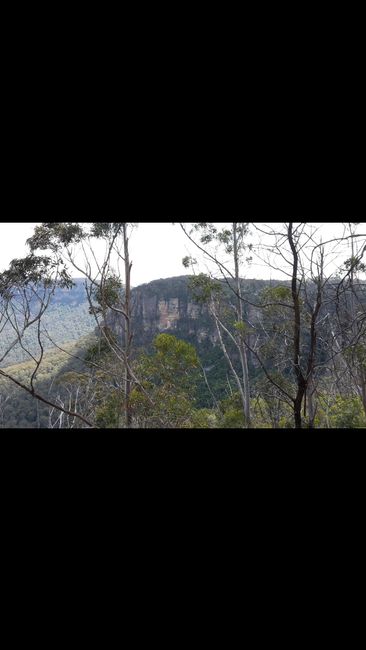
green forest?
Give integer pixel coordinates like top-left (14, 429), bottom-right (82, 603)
top-left (0, 221), bottom-right (365, 429)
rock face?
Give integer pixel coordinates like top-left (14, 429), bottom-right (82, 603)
top-left (106, 276), bottom-right (218, 350)
top-left (156, 297), bottom-right (179, 330)
top-left (107, 274), bottom-right (275, 355)
top-left (131, 276), bottom-right (216, 347)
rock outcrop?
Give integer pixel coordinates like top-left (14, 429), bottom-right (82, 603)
top-left (118, 276), bottom-right (217, 348)
top-left (106, 275), bottom-right (274, 355)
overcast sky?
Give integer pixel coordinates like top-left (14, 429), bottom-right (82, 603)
top-left (0, 222), bottom-right (363, 286)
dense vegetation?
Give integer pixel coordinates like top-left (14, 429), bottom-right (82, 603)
top-left (1, 275), bottom-right (365, 428)
top-left (0, 335), bottom-right (96, 427)
top-left (0, 279), bottom-right (95, 367)
top-left (0, 221), bottom-right (365, 429)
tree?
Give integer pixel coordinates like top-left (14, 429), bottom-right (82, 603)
top-left (26, 221), bottom-right (142, 427)
top-left (331, 223), bottom-right (366, 416)
top-left (180, 222), bottom-right (252, 427)
top-left (249, 221), bottom-right (366, 428)
top-left (0, 253), bottom-right (95, 427)
top-left (130, 334), bottom-right (201, 428)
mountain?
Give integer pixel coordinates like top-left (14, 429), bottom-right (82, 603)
top-left (0, 275), bottom-right (267, 426)
top-left (111, 275), bottom-right (273, 351)
top-left (0, 273), bottom-right (286, 382)
top-left (1, 273), bottom-right (365, 427)
top-left (1, 273), bottom-right (285, 368)
top-left (0, 278), bottom-right (95, 367)
top-left (107, 275), bottom-right (276, 406)
top-left (0, 332), bottom-right (98, 428)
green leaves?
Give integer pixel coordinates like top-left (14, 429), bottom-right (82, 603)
top-left (233, 320), bottom-right (253, 336)
top-left (317, 396), bottom-right (366, 428)
top-left (343, 256), bottom-right (366, 274)
top-left (182, 255), bottom-right (197, 269)
top-left (90, 223), bottom-right (124, 239)
top-left (27, 223), bottom-right (85, 252)
top-left (188, 274), bottom-right (223, 304)
top-left (143, 333), bottom-right (199, 387)
top-left (130, 334), bottom-right (202, 427)
top-left (261, 285), bottom-right (292, 303)
top-left (0, 254), bottom-right (73, 299)
top-left (190, 222), bottom-right (250, 257)
top-left (91, 274), bottom-right (123, 313)
top-left (344, 343), bottom-right (366, 370)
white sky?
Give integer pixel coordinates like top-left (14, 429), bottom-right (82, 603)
top-left (0, 222), bottom-right (364, 286)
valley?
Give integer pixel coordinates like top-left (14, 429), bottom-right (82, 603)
top-left (1, 273), bottom-right (365, 428)
top-left (0, 221), bottom-right (365, 429)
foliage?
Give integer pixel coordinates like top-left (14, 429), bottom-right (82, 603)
top-left (0, 268), bottom-right (365, 429)
top-left (130, 334), bottom-right (202, 427)
top-left (343, 256), bottom-right (366, 274)
top-left (140, 333), bottom-right (199, 387)
top-left (261, 285), bottom-right (293, 303)
top-left (90, 274), bottom-right (124, 314)
top-left (95, 391), bottom-right (124, 428)
top-left (0, 283), bottom-right (95, 367)
top-left (27, 223), bottom-right (86, 252)
top-left (0, 335), bottom-right (95, 428)
top-left (188, 274), bottom-right (223, 304)
top-left (189, 408), bottom-right (218, 428)
top-left (217, 393), bottom-right (246, 428)
top-left (315, 396), bottom-right (366, 428)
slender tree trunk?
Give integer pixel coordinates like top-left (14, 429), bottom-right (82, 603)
top-left (306, 255), bottom-right (323, 429)
top-left (233, 223), bottom-right (251, 427)
top-left (347, 224), bottom-right (366, 418)
top-left (307, 376), bottom-right (316, 428)
top-left (288, 223), bottom-right (307, 428)
top-left (36, 398), bottom-right (40, 429)
top-left (123, 225), bottom-right (133, 427)
top-left (361, 368), bottom-right (366, 417)
top-left (212, 305), bottom-right (248, 425)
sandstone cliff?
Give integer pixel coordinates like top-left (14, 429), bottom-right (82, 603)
top-left (107, 275), bottom-right (271, 357)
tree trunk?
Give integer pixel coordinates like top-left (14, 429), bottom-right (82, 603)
top-left (294, 397), bottom-right (303, 429)
top-left (233, 223), bottom-right (251, 427)
top-left (123, 225), bottom-right (133, 427)
top-left (212, 306), bottom-right (248, 426)
top-left (360, 367), bottom-right (366, 418)
top-left (307, 377), bottom-right (316, 428)
top-left (288, 223), bottom-right (306, 429)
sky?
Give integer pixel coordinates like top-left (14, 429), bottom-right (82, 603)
top-left (0, 222), bottom-right (197, 286)
top-left (0, 221), bottom-right (364, 286)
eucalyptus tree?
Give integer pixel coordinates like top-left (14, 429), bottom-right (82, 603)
top-left (0, 253), bottom-right (95, 427)
top-left (129, 334), bottom-right (202, 428)
top-left (330, 223), bottom-right (366, 416)
top-left (249, 221), bottom-right (366, 428)
top-left (180, 222), bottom-right (252, 426)
top-left (26, 221), bottom-right (141, 427)
top-left (241, 222), bottom-right (336, 428)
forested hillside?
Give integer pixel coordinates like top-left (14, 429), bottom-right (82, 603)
top-left (0, 334), bottom-right (96, 427)
top-left (0, 221), bottom-right (365, 429)
top-left (1, 273), bottom-right (365, 428)
top-left (0, 279), bottom-right (95, 367)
